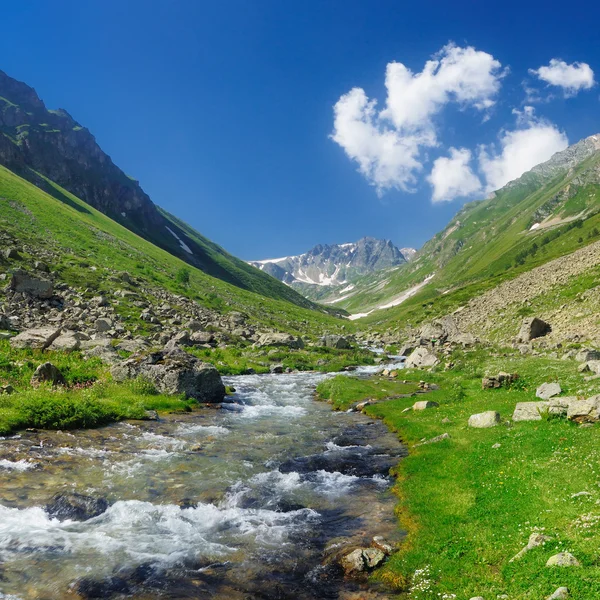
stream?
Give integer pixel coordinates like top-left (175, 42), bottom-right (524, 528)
top-left (0, 366), bottom-right (406, 599)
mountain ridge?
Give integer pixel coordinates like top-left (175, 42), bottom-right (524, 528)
top-left (0, 68), bottom-right (317, 310)
top-left (249, 237), bottom-right (416, 303)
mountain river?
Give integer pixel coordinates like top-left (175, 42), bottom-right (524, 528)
top-left (0, 365), bottom-right (407, 599)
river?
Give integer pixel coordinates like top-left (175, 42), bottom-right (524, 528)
top-left (0, 367), bottom-right (406, 599)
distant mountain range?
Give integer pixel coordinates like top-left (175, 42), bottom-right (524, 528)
top-left (249, 237), bottom-right (416, 302)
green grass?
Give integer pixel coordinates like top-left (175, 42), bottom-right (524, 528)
top-left (188, 344), bottom-right (377, 375)
top-left (316, 375), bottom-right (418, 410)
top-left (0, 164), bottom-right (353, 340)
top-left (317, 349), bottom-right (600, 599)
top-left (0, 340), bottom-right (194, 434)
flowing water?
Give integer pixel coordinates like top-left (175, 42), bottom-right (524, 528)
top-left (0, 368), bottom-right (406, 599)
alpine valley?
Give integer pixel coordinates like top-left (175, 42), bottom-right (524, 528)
top-left (2, 61), bottom-right (600, 600)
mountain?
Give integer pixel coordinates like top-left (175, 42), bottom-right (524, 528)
top-left (345, 133), bottom-right (600, 328)
top-left (0, 69), bottom-right (316, 309)
top-left (249, 237), bottom-right (415, 303)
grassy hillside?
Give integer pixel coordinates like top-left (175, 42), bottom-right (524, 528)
top-left (0, 164), bottom-right (349, 337)
top-left (339, 136), bottom-right (600, 330)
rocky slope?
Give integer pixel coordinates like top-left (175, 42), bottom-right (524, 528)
top-left (249, 237), bottom-right (415, 303)
top-left (0, 69), bottom-right (314, 308)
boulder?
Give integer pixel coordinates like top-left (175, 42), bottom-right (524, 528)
top-left (340, 547), bottom-right (386, 576)
top-left (517, 317), bottom-right (551, 343)
top-left (405, 347), bottom-right (439, 369)
top-left (547, 396), bottom-right (577, 417)
top-left (468, 411), bottom-right (500, 428)
top-left (31, 362), bottom-right (66, 387)
top-left (256, 332), bottom-right (304, 349)
top-left (319, 334), bottom-right (351, 349)
top-left (0, 313), bottom-right (12, 330)
top-left (270, 364), bottom-right (284, 374)
top-left (9, 269), bottom-right (53, 299)
top-left (412, 400), bottom-right (439, 411)
top-left (190, 331), bottom-right (215, 345)
top-left (585, 360), bottom-right (600, 375)
top-left (567, 395), bottom-right (600, 423)
top-left (95, 318), bottom-right (113, 333)
top-left (547, 587), bottom-right (569, 600)
top-left (512, 401), bottom-right (549, 422)
top-left (45, 492), bottom-right (108, 521)
top-left (536, 382), bottom-right (561, 400)
top-left (482, 372), bottom-right (518, 389)
top-left (546, 552), bottom-right (580, 567)
top-left (111, 348), bottom-right (226, 402)
top-left (49, 331), bottom-right (90, 352)
top-left (3, 247), bottom-right (20, 260)
top-left (576, 349), bottom-right (600, 363)
top-left (10, 327), bottom-right (62, 350)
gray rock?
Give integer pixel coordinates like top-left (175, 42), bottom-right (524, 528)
top-left (482, 372), bottom-right (518, 389)
top-left (95, 318), bottom-right (113, 333)
top-left (340, 547), bottom-right (386, 575)
top-left (546, 587), bottom-right (569, 600)
top-left (512, 401), bottom-right (549, 422)
top-left (517, 317), bottom-right (551, 343)
top-left (509, 532), bottom-right (552, 561)
top-left (3, 247), bottom-right (20, 260)
top-left (10, 327), bottom-right (62, 350)
top-left (576, 349), bottom-right (600, 362)
top-left (405, 347), bottom-right (439, 369)
top-left (319, 334), bottom-right (351, 349)
top-left (548, 396), bottom-right (578, 417)
top-left (415, 432), bottom-right (450, 446)
top-left (111, 348), bottom-right (225, 402)
top-left (31, 362), bottom-right (66, 387)
top-left (536, 382), bottom-right (561, 400)
top-left (49, 331), bottom-right (90, 352)
top-left (9, 269), bottom-right (53, 299)
top-left (190, 331), bottom-right (215, 345)
top-left (585, 360), bottom-right (600, 375)
top-left (468, 411), bottom-right (500, 428)
top-left (567, 395), bottom-right (600, 423)
top-left (256, 332), bottom-right (304, 349)
top-left (0, 385), bottom-right (15, 395)
top-left (0, 313), bottom-right (13, 330)
top-left (546, 552), bottom-right (580, 567)
top-left (270, 364), bottom-right (284, 374)
top-left (412, 400), bottom-right (439, 411)
top-left (45, 493), bottom-right (108, 522)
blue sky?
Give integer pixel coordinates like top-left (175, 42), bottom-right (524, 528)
top-left (1, 1), bottom-right (600, 259)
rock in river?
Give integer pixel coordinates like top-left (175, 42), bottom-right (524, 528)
top-left (45, 493), bottom-right (108, 522)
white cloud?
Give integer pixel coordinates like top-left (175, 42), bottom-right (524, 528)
top-left (331, 43), bottom-right (505, 193)
top-left (428, 147), bottom-right (481, 202)
top-left (479, 110), bottom-right (568, 192)
top-left (529, 59), bottom-right (595, 97)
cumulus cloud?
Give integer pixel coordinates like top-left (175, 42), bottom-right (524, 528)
top-left (331, 43), bottom-right (505, 193)
top-left (529, 59), bottom-right (595, 97)
top-left (479, 109), bottom-right (568, 192)
top-left (428, 148), bottom-right (481, 202)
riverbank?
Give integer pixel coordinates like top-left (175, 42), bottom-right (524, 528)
top-left (0, 338), bottom-right (374, 435)
top-left (317, 347), bottom-right (600, 599)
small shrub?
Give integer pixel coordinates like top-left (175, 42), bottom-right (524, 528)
top-left (127, 376), bottom-right (158, 396)
top-left (175, 267), bottom-right (190, 286)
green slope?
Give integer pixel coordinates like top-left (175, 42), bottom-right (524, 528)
top-left (0, 164), bottom-right (349, 337)
top-left (341, 135), bottom-right (600, 327)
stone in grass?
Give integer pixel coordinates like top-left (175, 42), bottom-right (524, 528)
top-left (546, 552), bottom-right (580, 567)
top-left (340, 547), bottom-right (386, 575)
top-left (468, 411), bottom-right (500, 428)
top-left (509, 532), bottom-right (552, 562)
top-left (30, 362), bottom-right (66, 387)
top-left (412, 400), bottom-right (439, 411)
top-left (512, 401), bottom-right (549, 422)
top-left (536, 382), bottom-right (561, 400)
top-left (546, 587), bottom-right (569, 600)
